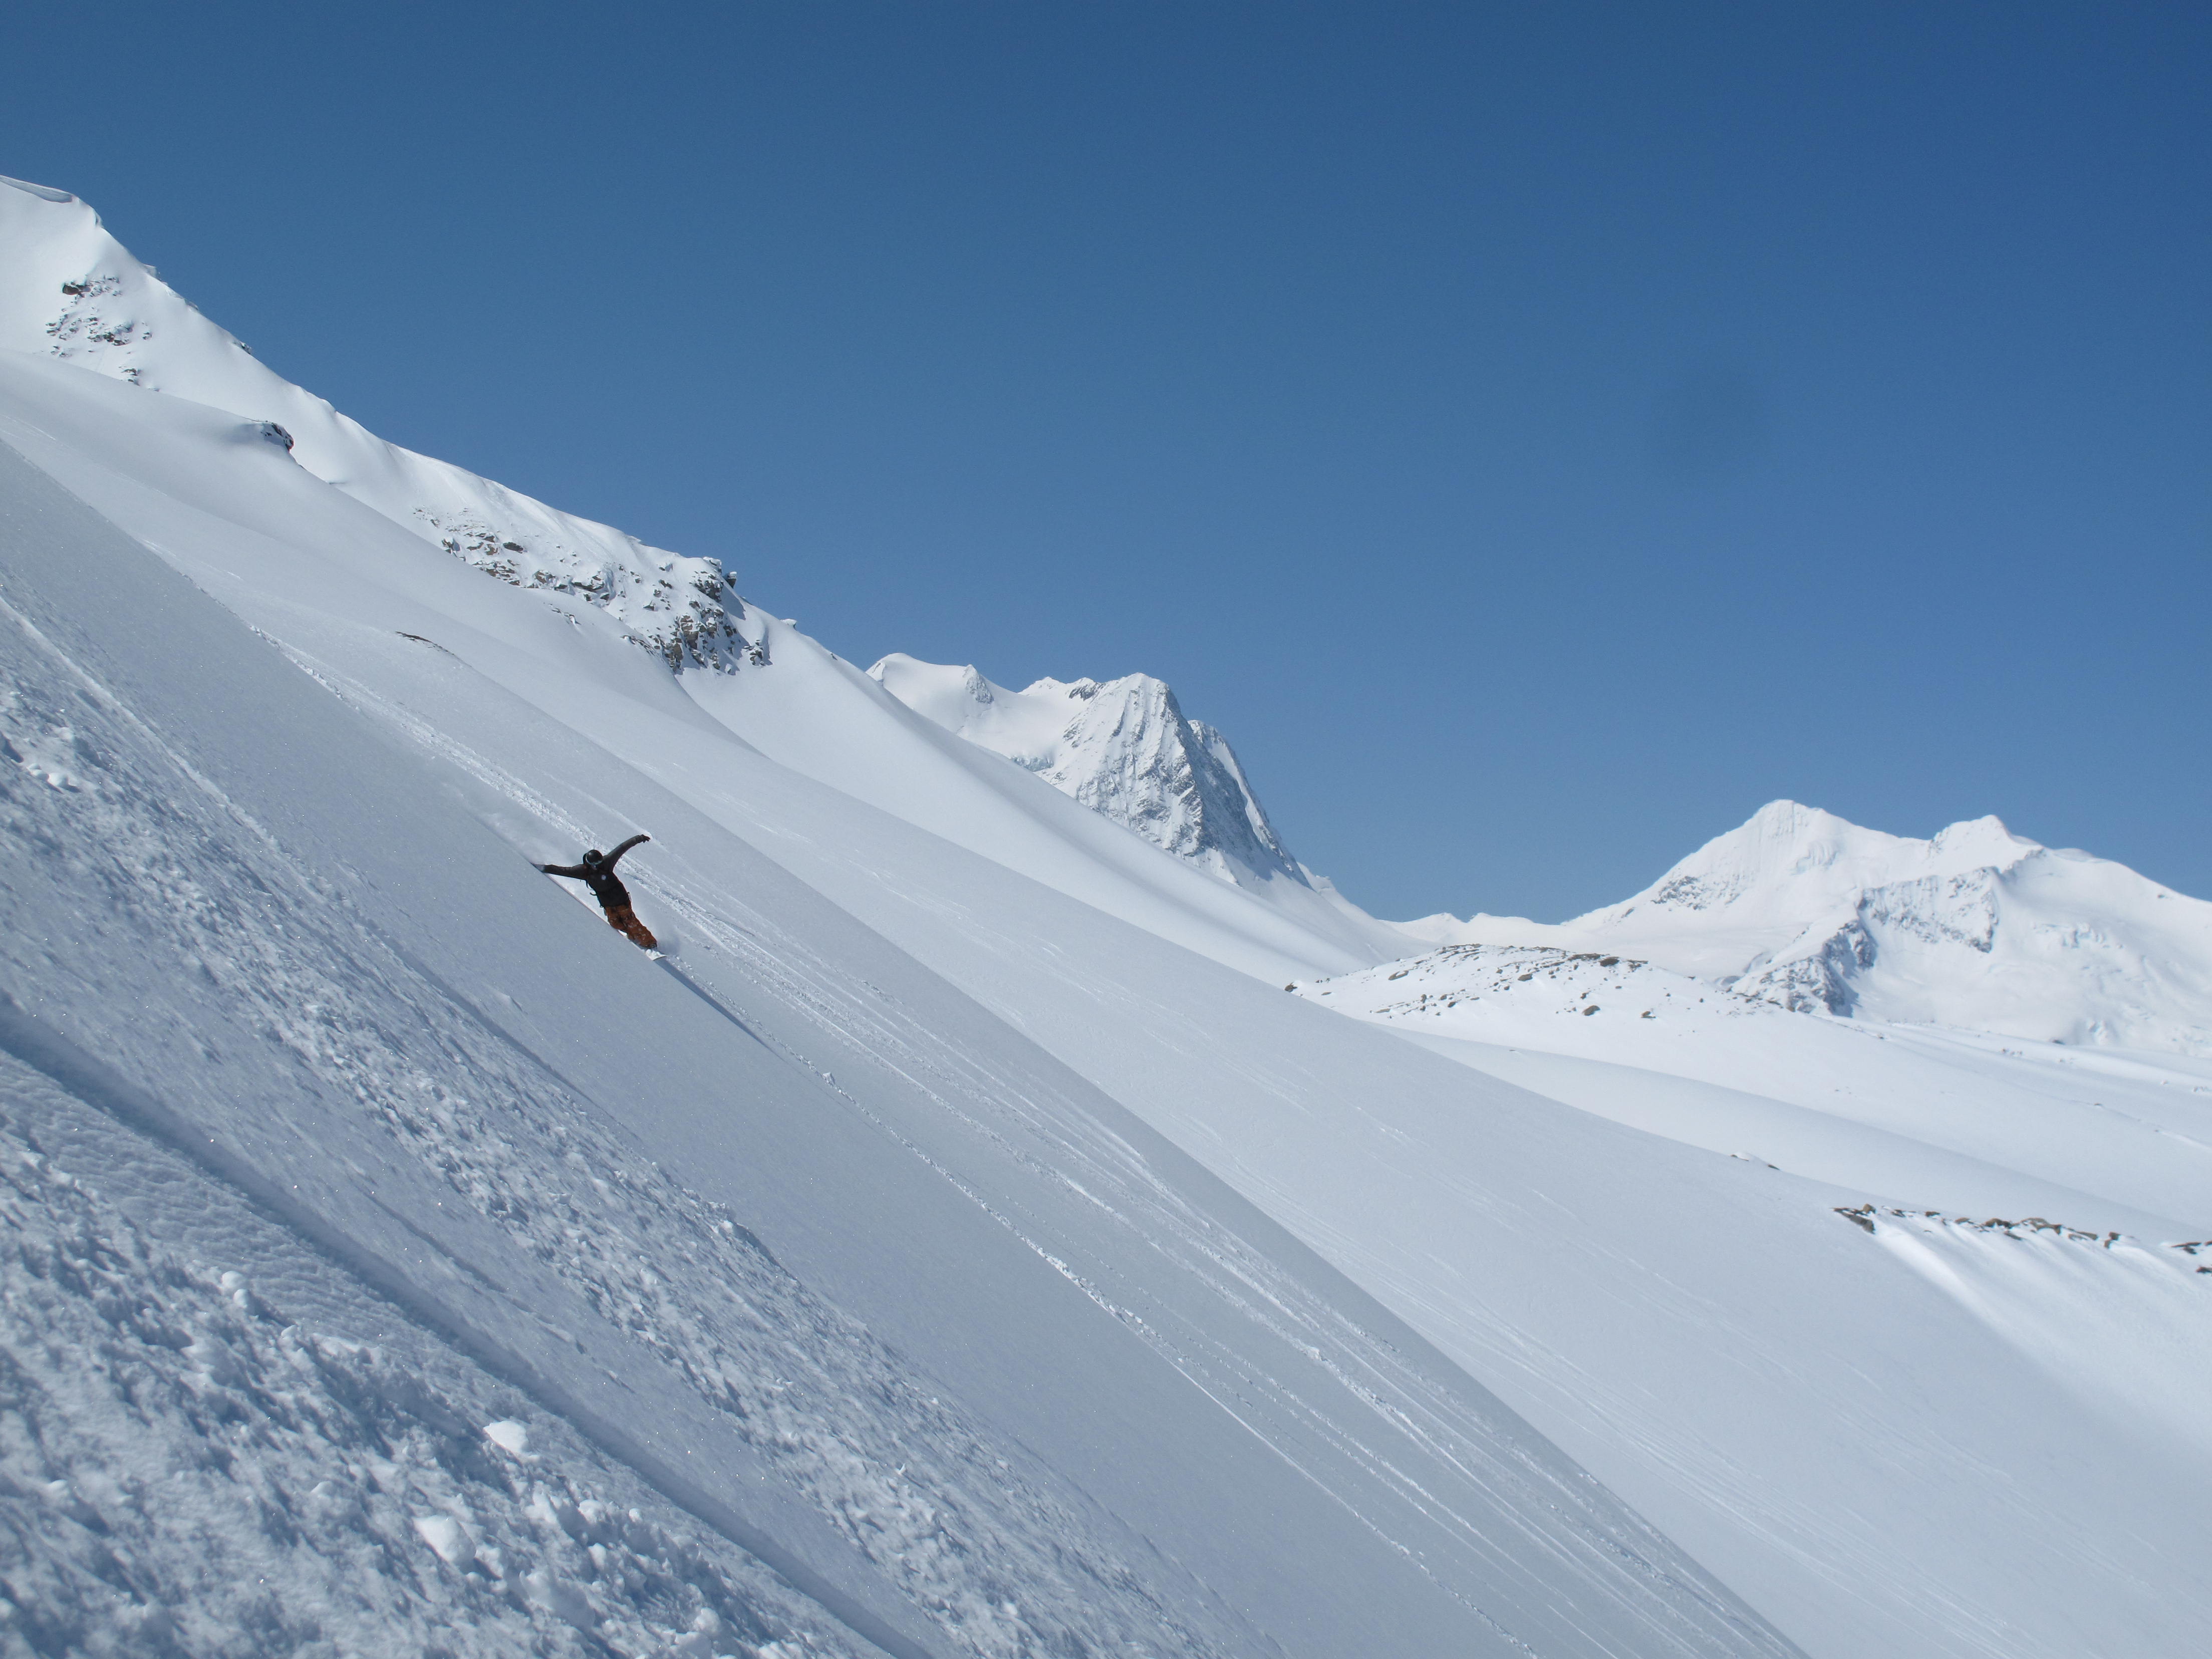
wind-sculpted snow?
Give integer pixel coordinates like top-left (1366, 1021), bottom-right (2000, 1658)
top-left (1301, 938), bottom-right (2212, 1235)
top-left (1294, 942), bottom-right (1769, 1032)
top-left (1835, 1202), bottom-right (2212, 1464)
top-left (0, 174), bottom-right (762, 675)
top-left (869, 656), bottom-right (1302, 888)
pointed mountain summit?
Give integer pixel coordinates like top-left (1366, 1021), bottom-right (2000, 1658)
top-left (869, 655), bottom-right (1307, 889)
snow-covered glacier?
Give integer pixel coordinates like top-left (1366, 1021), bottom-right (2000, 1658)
top-left (3, 172), bottom-right (2209, 1659)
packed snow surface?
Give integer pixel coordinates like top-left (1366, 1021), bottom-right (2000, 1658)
top-left (3, 172), bottom-right (2209, 1659)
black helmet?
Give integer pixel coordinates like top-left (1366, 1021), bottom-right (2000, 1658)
top-left (584, 848), bottom-right (605, 863)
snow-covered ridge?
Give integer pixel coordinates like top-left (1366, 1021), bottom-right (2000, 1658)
top-left (0, 174), bottom-right (1407, 980)
top-left (0, 174), bottom-right (762, 673)
top-left (869, 654), bottom-right (1306, 888)
top-left (1402, 800), bottom-right (2212, 1056)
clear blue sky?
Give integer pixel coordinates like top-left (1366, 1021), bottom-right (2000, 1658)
top-left (5, 3), bottom-right (2205, 919)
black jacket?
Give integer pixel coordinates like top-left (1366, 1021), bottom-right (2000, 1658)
top-left (540, 834), bottom-right (648, 908)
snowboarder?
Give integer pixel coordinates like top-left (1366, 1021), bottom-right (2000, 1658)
top-left (538, 834), bottom-right (658, 949)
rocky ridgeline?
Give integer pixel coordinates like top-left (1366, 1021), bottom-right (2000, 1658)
top-left (3, 180), bottom-right (770, 682)
top-left (413, 511), bottom-right (767, 674)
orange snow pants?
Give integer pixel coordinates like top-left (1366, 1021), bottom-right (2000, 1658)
top-left (603, 903), bottom-right (658, 950)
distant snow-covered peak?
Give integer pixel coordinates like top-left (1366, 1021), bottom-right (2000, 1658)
top-left (0, 174), bottom-right (762, 673)
top-left (1733, 840), bottom-right (2212, 1053)
top-left (869, 654), bottom-right (1306, 889)
top-left (1571, 800), bottom-right (2042, 954)
top-left (1408, 799), bottom-right (2212, 1056)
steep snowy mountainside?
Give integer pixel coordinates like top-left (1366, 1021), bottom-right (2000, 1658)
top-left (0, 173), bottom-right (761, 672)
top-left (0, 173), bottom-right (1408, 984)
top-left (716, 746), bottom-right (2212, 1659)
top-left (0, 352), bottom-right (1807, 1659)
top-left (1411, 799), bottom-right (2212, 1055)
top-left (869, 654), bottom-right (1303, 887)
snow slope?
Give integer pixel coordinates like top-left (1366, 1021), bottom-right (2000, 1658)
top-left (1297, 944), bottom-right (2212, 1234)
top-left (1410, 798), bottom-right (2212, 1055)
top-left (5, 175), bottom-right (2210, 1659)
top-left (713, 764), bottom-right (2212, 1659)
top-left (0, 356), bottom-right (1795, 1651)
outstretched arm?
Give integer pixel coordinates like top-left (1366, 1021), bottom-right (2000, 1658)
top-left (538, 862), bottom-right (588, 879)
top-left (604, 834), bottom-right (650, 867)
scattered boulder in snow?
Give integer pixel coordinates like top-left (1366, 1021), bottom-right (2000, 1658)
top-left (1298, 942), bottom-right (1761, 1037)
